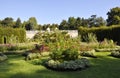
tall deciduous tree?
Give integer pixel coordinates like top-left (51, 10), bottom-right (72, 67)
top-left (68, 17), bottom-right (76, 30)
top-left (28, 17), bottom-right (38, 30)
top-left (107, 7), bottom-right (120, 26)
top-left (1, 17), bottom-right (14, 27)
top-left (81, 18), bottom-right (88, 27)
top-left (25, 22), bottom-right (34, 30)
top-left (14, 18), bottom-right (22, 28)
top-left (75, 17), bottom-right (82, 28)
top-left (88, 15), bottom-right (106, 27)
top-left (59, 20), bottom-right (68, 30)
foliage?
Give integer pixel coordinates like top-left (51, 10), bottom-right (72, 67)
top-left (50, 48), bottom-right (63, 61)
top-left (59, 16), bottom-right (106, 30)
top-left (33, 30), bottom-right (71, 43)
top-left (95, 48), bottom-right (119, 52)
top-left (88, 15), bottom-right (106, 27)
top-left (1, 17), bottom-right (14, 27)
top-left (0, 27), bottom-right (26, 44)
top-left (25, 53), bottom-right (41, 60)
top-left (0, 52), bottom-right (7, 62)
top-left (111, 51), bottom-right (120, 58)
top-left (80, 50), bottom-right (96, 58)
top-left (14, 18), bottom-right (22, 28)
top-left (107, 7), bottom-right (120, 26)
top-left (0, 45), bottom-right (7, 52)
top-left (78, 25), bottom-right (120, 44)
top-left (83, 33), bottom-right (98, 43)
top-left (98, 39), bottom-right (116, 49)
top-left (62, 48), bottom-right (79, 61)
top-left (25, 17), bottom-right (38, 30)
top-left (59, 20), bottom-right (68, 30)
top-left (45, 58), bottom-right (90, 71)
top-left (50, 48), bottom-right (79, 61)
top-left (0, 43), bottom-right (35, 52)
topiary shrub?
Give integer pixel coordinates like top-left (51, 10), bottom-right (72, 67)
top-left (0, 52), bottom-right (7, 62)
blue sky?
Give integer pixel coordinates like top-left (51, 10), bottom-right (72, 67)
top-left (0, 0), bottom-right (120, 25)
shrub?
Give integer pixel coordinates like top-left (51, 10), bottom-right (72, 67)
top-left (0, 46), bottom-right (7, 52)
top-left (79, 45), bottom-right (93, 51)
top-left (7, 45), bottom-right (19, 51)
top-left (62, 48), bottom-right (79, 61)
top-left (111, 51), bottom-right (120, 58)
top-left (25, 53), bottom-right (41, 60)
top-left (50, 48), bottom-right (79, 61)
top-left (50, 49), bottom-right (63, 61)
top-left (98, 39), bottom-right (116, 49)
top-left (80, 50), bottom-right (96, 58)
top-left (0, 52), bottom-right (7, 62)
top-left (83, 33), bottom-right (98, 43)
top-left (45, 58), bottom-right (90, 71)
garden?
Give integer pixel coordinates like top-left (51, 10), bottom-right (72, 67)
top-left (1, 27), bottom-right (120, 78)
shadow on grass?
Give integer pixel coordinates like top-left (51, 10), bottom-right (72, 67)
top-left (1, 53), bottom-right (120, 78)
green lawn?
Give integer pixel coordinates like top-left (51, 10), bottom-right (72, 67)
top-left (0, 52), bottom-right (120, 78)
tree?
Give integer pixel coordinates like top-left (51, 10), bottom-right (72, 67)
top-left (14, 18), bottom-right (22, 28)
top-left (96, 17), bottom-right (106, 26)
top-left (75, 17), bottom-right (82, 28)
top-left (37, 24), bottom-right (42, 30)
top-left (0, 20), bottom-right (2, 27)
top-left (25, 22), bottom-right (34, 30)
top-left (42, 24), bottom-right (50, 30)
top-left (88, 15), bottom-right (106, 27)
top-left (1, 17), bottom-right (14, 27)
top-left (68, 17), bottom-right (76, 30)
top-left (81, 18), bottom-right (88, 27)
top-left (59, 20), bottom-right (68, 30)
top-left (50, 23), bottom-right (58, 31)
top-left (107, 7), bottom-right (120, 26)
top-left (28, 17), bottom-right (38, 30)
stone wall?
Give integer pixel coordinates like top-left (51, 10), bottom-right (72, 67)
top-left (26, 30), bottom-right (78, 39)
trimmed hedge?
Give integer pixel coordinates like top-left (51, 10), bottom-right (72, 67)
top-left (0, 27), bottom-right (26, 44)
top-left (78, 25), bottom-right (120, 44)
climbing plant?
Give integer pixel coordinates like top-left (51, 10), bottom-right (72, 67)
top-left (0, 27), bottom-right (26, 44)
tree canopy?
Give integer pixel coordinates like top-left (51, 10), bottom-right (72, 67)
top-left (0, 7), bottom-right (120, 30)
top-left (107, 7), bottom-right (120, 26)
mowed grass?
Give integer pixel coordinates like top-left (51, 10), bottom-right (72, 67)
top-left (0, 52), bottom-right (120, 78)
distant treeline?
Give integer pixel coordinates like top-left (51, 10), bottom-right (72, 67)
top-left (0, 7), bottom-right (120, 30)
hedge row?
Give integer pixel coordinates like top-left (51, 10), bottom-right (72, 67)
top-left (0, 27), bottom-right (26, 44)
top-left (78, 25), bottom-right (120, 44)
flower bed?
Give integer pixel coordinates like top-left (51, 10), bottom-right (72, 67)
top-left (44, 58), bottom-right (90, 71)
